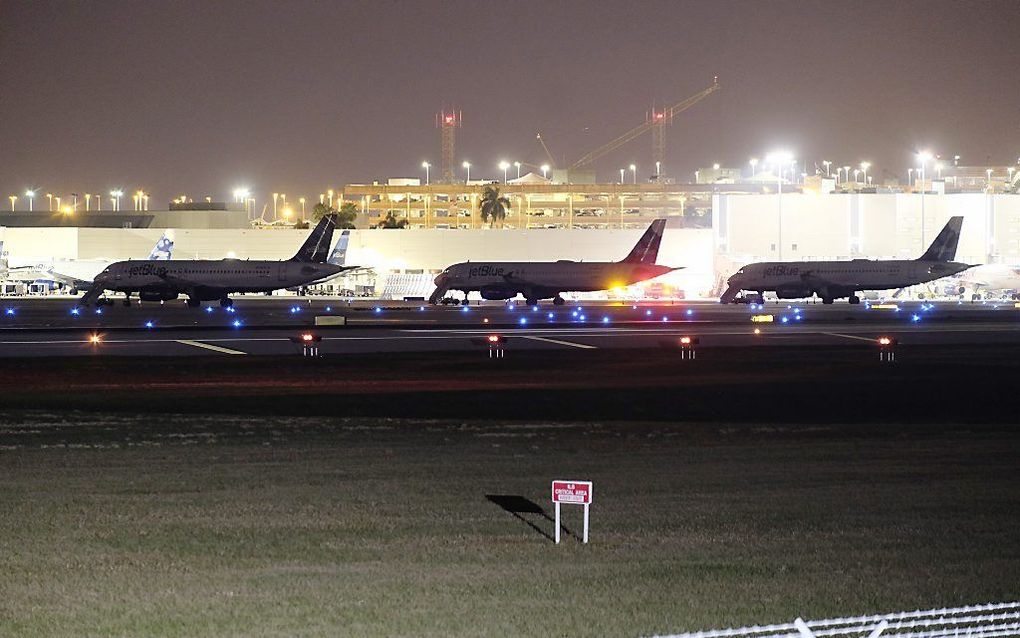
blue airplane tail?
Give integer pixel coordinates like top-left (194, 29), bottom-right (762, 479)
top-left (147, 232), bottom-right (174, 260)
top-left (621, 219), bottom-right (667, 265)
top-left (327, 230), bottom-right (350, 266)
top-left (292, 214), bottom-right (337, 263)
top-left (918, 216), bottom-right (963, 262)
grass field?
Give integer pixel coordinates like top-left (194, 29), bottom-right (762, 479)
top-left (2, 413), bottom-right (1018, 637)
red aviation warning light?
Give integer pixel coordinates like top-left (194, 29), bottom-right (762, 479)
top-left (877, 336), bottom-right (898, 362)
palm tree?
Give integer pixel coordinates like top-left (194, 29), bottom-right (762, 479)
top-left (336, 202), bottom-right (358, 229)
top-left (479, 185), bottom-right (510, 228)
top-left (313, 201), bottom-right (359, 228)
top-left (374, 211), bottom-right (409, 229)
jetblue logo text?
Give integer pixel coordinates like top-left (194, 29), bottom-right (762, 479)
top-left (764, 265), bottom-right (800, 277)
top-left (128, 264), bottom-right (168, 277)
top-left (468, 265), bottom-right (505, 278)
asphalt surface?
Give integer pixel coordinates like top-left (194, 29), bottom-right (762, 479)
top-left (2, 296), bottom-right (1020, 357)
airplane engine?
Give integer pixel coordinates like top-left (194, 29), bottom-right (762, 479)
top-left (479, 287), bottom-right (516, 301)
top-left (139, 290), bottom-right (178, 302)
top-left (774, 287), bottom-right (813, 299)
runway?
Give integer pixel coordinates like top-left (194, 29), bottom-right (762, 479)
top-left (2, 296), bottom-right (1020, 357)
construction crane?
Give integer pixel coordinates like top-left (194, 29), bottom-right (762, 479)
top-left (569, 77), bottom-right (720, 171)
top-left (535, 132), bottom-right (557, 168)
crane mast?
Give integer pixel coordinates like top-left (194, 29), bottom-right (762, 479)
top-left (569, 77), bottom-right (720, 171)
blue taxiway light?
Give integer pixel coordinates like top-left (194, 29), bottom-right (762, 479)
top-left (645, 309), bottom-right (652, 316)
top-left (602, 316), bottom-right (610, 323)
top-left (578, 314), bottom-right (586, 321)
top-left (4, 308), bottom-right (15, 316)
top-left (95, 308), bottom-right (103, 315)
top-left (686, 309), bottom-right (693, 316)
top-left (70, 308), bottom-right (80, 316)
top-left (780, 316), bottom-right (789, 324)
top-left (205, 306), bottom-right (214, 313)
top-left (418, 306), bottom-right (425, 311)
top-left (232, 320), bottom-right (243, 328)
top-left (374, 307), bottom-right (382, 313)
top-left (661, 316), bottom-right (668, 322)
top-left (145, 321), bottom-right (154, 328)
top-left (519, 317), bottom-right (527, 325)
top-left (326, 306), bottom-right (333, 312)
top-left (532, 305), bottom-right (538, 312)
top-left (911, 314), bottom-right (921, 322)
top-left (795, 314), bottom-right (803, 321)
top-left (547, 312), bottom-right (554, 319)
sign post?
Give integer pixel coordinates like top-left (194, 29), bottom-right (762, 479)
top-left (551, 480), bottom-right (593, 544)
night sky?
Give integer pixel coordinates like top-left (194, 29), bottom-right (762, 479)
top-left (1, 0), bottom-right (1018, 205)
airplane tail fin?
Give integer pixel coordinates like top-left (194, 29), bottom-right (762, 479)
top-left (621, 218), bottom-right (667, 265)
top-left (291, 214), bottom-right (337, 263)
top-left (147, 231), bottom-right (174, 260)
top-left (918, 216), bottom-right (963, 262)
top-left (327, 230), bottom-right (350, 266)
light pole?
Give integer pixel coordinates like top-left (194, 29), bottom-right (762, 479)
top-left (299, 197), bottom-right (306, 221)
top-left (110, 190), bottom-right (122, 211)
top-left (1008, 167), bottom-right (1015, 187)
top-left (55, 196), bottom-right (61, 211)
top-left (540, 164), bottom-right (549, 179)
top-left (854, 169), bottom-right (861, 185)
top-left (860, 162), bottom-right (870, 185)
top-left (986, 168), bottom-right (993, 191)
top-left (499, 160), bottom-right (510, 184)
top-left (936, 163), bottom-right (944, 180)
top-left (822, 160), bottom-right (831, 177)
top-left (85, 193), bottom-right (91, 211)
top-left (842, 166), bottom-right (851, 186)
top-left (749, 158), bottom-right (758, 178)
top-left (327, 189), bottom-right (334, 207)
top-left (619, 168), bottom-right (625, 183)
top-left (514, 161), bottom-right (521, 179)
top-left (629, 164), bottom-right (637, 185)
top-left (917, 150), bottom-right (932, 247)
top-left (655, 160), bottom-right (661, 178)
top-left (8, 195), bottom-right (16, 211)
top-left (766, 150), bottom-right (793, 260)
top-left (462, 161), bottom-right (471, 183)
top-left (421, 161), bottom-right (430, 185)
top-left (24, 190), bottom-right (35, 212)
top-left (908, 168), bottom-right (914, 189)
top-left (96, 193), bottom-right (102, 212)
top-left (272, 192), bottom-right (279, 219)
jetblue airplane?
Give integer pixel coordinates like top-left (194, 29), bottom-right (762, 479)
top-left (720, 216), bottom-right (970, 304)
top-left (428, 218), bottom-right (679, 305)
top-left (2, 233), bottom-right (174, 292)
top-left (79, 214), bottom-right (346, 307)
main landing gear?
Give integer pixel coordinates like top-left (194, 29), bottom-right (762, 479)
top-left (553, 296), bottom-right (565, 306)
top-left (848, 294), bottom-right (861, 305)
top-left (525, 297), bottom-right (538, 306)
top-left (219, 297), bottom-right (234, 308)
top-left (186, 298), bottom-right (200, 308)
top-left (122, 293), bottom-right (132, 307)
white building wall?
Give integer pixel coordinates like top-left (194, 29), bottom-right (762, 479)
top-left (715, 193), bottom-right (1020, 266)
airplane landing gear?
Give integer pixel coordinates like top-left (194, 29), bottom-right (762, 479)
top-left (186, 298), bottom-right (200, 308)
top-left (460, 297), bottom-right (470, 306)
top-left (525, 297), bottom-right (538, 306)
top-left (848, 294), bottom-right (861, 305)
top-left (219, 297), bottom-right (234, 308)
top-left (552, 296), bottom-right (565, 306)
top-left (822, 297), bottom-right (834, 304)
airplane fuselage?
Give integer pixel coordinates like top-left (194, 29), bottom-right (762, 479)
top-left (433, 260), bottom-right (675, 301)
top-left (724, 258), bottom-right (971, 301)
top-left (95, 259), bottom-right (343, 301)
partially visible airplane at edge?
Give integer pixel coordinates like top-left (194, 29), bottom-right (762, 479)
top-left (720, 216), bottom-right (971, 304)
top-left (428, 218), bottom-right (680, 306)
top-left (79, 214), bottom-right (349, 307)
top-left (1, 233), bottom-right (173, 292)
top-left (943, 263), bottom-right (1020, 300)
